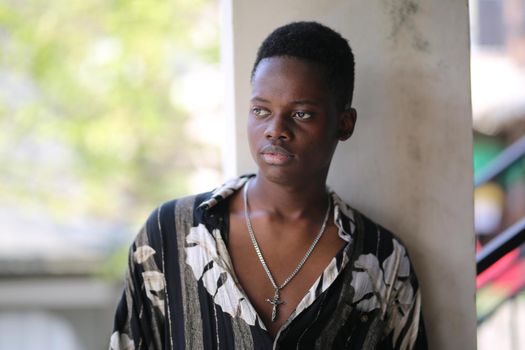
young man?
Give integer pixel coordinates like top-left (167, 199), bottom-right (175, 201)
top-left (110, 22), bottom-right (427, 349)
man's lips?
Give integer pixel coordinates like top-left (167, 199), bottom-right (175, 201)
top-left (259, 145), bottom-right (294, 165)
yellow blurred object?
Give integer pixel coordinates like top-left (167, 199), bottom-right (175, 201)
top-left (474, 182), bottom-right (506, 235)
top-left (475, 182), bottom-right (506, 205)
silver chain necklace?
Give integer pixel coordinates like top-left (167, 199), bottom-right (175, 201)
top-left (243, 178), bottom-right (331, 322)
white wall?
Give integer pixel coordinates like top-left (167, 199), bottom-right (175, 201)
top-left (221, 0), bottom-right (476, 348)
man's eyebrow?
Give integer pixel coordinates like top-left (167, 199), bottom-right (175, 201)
top-left (250, 97), bottom-right (321, 106)
top-left (291, 99), bottom-right (320, 106)
top-left (250, 96), bottom-right (270, 103)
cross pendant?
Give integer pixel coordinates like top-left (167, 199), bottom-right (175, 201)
top-left (266, 290), bottom-right (285, 322)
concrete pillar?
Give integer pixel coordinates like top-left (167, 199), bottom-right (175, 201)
top-left (221, 1), bottom-right (476, 348)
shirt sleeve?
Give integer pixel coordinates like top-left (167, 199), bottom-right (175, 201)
top-left (380, 239), bottom-right (428, 350)
top-left (109, 209), bottom-right (167, 350)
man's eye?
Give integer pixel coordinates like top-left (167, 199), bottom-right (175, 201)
top-left (252, 107), bottom-right (270, 117)
top-left (293, 111), bottom-right (312, 120)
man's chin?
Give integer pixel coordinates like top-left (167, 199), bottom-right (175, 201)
top-left (256, 166), bottom-right (303, 186)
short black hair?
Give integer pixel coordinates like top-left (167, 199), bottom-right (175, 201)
top-left (251, 21), bottom-right (355, 110)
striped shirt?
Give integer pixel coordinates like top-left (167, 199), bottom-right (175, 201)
top-left (110, 175), bottom-right (427, 349)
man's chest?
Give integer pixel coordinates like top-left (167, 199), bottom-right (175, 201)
top-left (227, 213), bottom-right (345, 337)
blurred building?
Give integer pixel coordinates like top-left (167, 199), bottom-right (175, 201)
top-left (471, 0), bottom-right (525, 349)
top-left (0, 206), bottom-right (124, 350)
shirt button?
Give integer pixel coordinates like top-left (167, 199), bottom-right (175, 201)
top-left (360, 314), bottom-right (368, 323)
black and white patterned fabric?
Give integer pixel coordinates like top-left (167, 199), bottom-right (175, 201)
top-left (110, 174), bottom-right (427, 349)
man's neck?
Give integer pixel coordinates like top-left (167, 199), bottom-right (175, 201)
top-left (247, 173), bottom-right (330, 221)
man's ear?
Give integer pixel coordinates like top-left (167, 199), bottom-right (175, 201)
top-left (338, 108), bottom-right (357, 141)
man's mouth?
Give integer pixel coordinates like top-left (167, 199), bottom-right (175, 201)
top-left (260, 145), bottom-right (294, 165)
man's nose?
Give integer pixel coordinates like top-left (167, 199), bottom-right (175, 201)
top-left (264, 114), bottom-right (292, 141)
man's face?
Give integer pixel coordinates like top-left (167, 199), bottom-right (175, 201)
top-left (248, 56), bottom-right (355, 185)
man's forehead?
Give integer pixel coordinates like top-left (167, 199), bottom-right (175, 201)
top-left (252, 56), bottom-right (327, 81)
top-left (251, 64), bottom-right (335, 111)
top-left (250, 95), bottom-right (323, 107)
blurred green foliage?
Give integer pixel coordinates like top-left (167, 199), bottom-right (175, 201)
top-left (0, 0), bottom-right (220, 224)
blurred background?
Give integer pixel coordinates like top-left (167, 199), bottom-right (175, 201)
top-left (0, 0), bottom-right (222, 349)
top-left (0, 0), bottom-right (524, 349)
top-left (471, 0), bottom-right (525, 349)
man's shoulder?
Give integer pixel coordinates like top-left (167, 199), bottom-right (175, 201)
top-left (358, 211), bottom-right (404, 243)
top-left (129, 192), bottom-right (217, 264)
top-left (142, 174), bottom-right (252, 230)
top-left (143, 192), bottom-right (213, 231)
top-left (131, 176), bottom-right (251, 260)
top-left (334, 198), bottom-right (409, 258)
top-left (158, 191), bottom-right (212, 215)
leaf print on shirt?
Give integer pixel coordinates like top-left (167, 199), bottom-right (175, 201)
top-left (110, 331), bottom-right (134, 350)
top-left (186, 224), bottom-right (257, 326)
top-left (350, 239), bottom-right (418, 348)
top-left (134, 245), bottom-right (156, 264)
top-left (351, 239), bottom-right (412, 313)
top-left (142, 271), bottom-right (166, 316)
